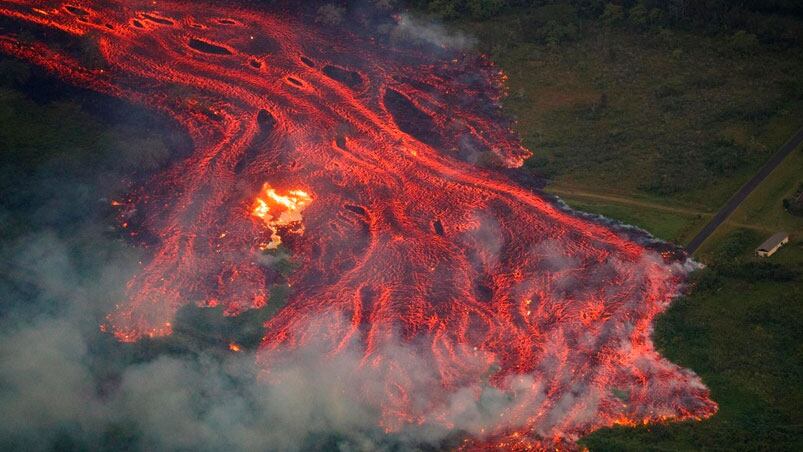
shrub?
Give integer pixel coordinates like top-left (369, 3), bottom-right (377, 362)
top-left (600, 3), bottom-right (624, 26)
top-left (783, 183), bottom-right (803, 216)
top-left (0, 59), bottom-right (31, 87)
top-left (543, 20), bottom-right (579, 48)
top-left (729, 30), bottom-right (760, 54)
top-left (466, 0), bottom-right (505, 19)
top-left (628, 3), bottom-right (649, 30)
top-left (713, 229), bottom-right (761, 263)
top-left (701, 139), bottom-right (749, 176)
top-left (718, 262), bottom-right (797, 282)
top-left (525, 4), bottom-right (580, 46)
top-left (628, 2), bottom-right (665, 30)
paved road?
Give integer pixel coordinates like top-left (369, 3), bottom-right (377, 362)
top-left (685, 126), bottom-right (803, 254)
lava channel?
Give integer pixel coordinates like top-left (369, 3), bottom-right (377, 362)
top-left (0, 0), bottom-right (717, 448)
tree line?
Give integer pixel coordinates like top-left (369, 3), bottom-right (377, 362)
top-left (405, 0), bottom-right (802, 46)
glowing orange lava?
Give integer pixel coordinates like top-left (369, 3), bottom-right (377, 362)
top-left (251, 183), bottom-right (312, 250)
top-left (0, 1), bottom-right (717, 447)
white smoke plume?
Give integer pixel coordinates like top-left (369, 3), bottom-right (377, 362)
top-left (390, 13), bottom-right (477, 50)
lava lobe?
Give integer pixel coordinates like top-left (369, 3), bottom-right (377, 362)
top-left (0, 1), bottom-right (716, 448)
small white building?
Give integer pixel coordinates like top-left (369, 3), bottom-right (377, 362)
top-left (756, 231), bottom-right (789, 257)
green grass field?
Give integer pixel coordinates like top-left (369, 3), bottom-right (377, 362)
top-left (459, 15), bottom-right (803, 213)
top-left (437, 6), bottom-right (803, 450)
top-left (576, 143), bottom-right (802, 449)
top-left (560, 198), bottom-right (704, 243)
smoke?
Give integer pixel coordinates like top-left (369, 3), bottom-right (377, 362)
top-left (389, 13), bottom-right (477, 50)
top-left (0, 216), bottom-right (490, 451)
top-left (0, 230), bottom-right (543, 451)
top-left (0, 222), bottom-right (615, 450)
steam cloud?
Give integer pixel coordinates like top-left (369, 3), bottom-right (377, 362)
top-left (390, 13), bottom-right (477, 50)
top-left (0, 231), bottom-right (564, 451)
top-left (0, 226), bottom-right (703, 451)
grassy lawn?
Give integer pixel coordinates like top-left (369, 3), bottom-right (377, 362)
top-left (729, 148), bottom-right (803, 234)
top-left (456, 12), bottom-right (803, 215)
top-left (581, 265), bottom-right (802, 451)
top-left (557, 197), bottom-right (706, 243)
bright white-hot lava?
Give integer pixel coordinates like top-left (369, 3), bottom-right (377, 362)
top-left (251, 183), bottom-right (312, 250)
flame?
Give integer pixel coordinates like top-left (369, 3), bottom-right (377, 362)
top-left (228, 342), bottom-right (242, 352)
top-left (251, 183), bottom-right (312, 250)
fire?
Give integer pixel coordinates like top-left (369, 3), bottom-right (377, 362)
top-left (228, 342), bottom-right (242, 352)
top-left (0, 1), bottom-right (717, 448)
top-left (251, 183), bottom-right (312, 250)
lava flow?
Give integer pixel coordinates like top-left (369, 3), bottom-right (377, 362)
top-left (251, 183), bottom-right (313, 250)
top-left (0, 0), bottom-right (717, 448)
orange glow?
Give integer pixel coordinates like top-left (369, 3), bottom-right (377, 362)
top-left (0, 1), bottom-right (716, 447)
top-left (251, 183), bottom-right (312, 250)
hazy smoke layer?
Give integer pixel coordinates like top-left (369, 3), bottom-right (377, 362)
top-left (391, 13), bottom-right (477, 49)
top-left (0, 228), bottom-right (704, 451)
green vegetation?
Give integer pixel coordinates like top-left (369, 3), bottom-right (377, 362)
top-left (729, 149), bottom-right (803, 233)
top-left (463, 10), bottom-right (800, 209)
top-left (582, 227), bottom-right (803, 451)
top-left (405, 2), bottom-right (803, 449)
top-left (785, 183), bottom-right (803, 217)
top-left (409, 0), bottom-right (803, 244)
top-left (562, 197), bottom-right (703, 243)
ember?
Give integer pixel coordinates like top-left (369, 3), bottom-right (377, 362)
top-left (0, 0), bottom-right (716, 447)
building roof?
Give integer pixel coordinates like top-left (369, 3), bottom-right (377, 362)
top-left (757, 231), bottom-right (789, 252)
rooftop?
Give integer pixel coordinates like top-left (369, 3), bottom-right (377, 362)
top-left (757, 231), bottom-right (789, 252)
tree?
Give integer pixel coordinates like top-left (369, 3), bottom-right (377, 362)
top-left (425, 0), bottom-right (462, 19)
top-left (600, 3), bottom-right (624, 26)
top-left (628, 2), bottom-right (649, 29)
top-left (466, 0), bottom-right (505, 19)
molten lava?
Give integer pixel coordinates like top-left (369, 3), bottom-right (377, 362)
top-left (251, 183), bottom-right (312, 250)
top-left (251, 184), bottom-right (312, 251)
top-left (0, 0), bottom-right (717, 447)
